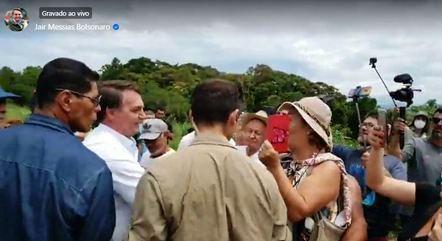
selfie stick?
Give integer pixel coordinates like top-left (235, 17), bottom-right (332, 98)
top-left (369, 57), bottom-right (406, 148)
top-left (369, 58), bottom-right (398, 108)
top-left (351, 87), bottom-right (367, 151)
top-left (399, 107), bottom-right (406, 148)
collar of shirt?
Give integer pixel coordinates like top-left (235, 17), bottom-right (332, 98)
top-left (191, 132), bottom-right (237, 150)
top-left (25, 114), bottom-right (74, 135)
top-left (150, 147), bottom-right (175, 159)
top-left (96, 123), bottom-right (138, 158)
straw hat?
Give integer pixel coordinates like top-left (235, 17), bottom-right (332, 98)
top-left (241, 110), bottom-right (268, 127)
top-left (278, 96), bottom-right (333, 149)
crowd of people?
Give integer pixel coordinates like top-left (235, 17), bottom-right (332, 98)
top-left (0, 57), bottom-right (441, 241)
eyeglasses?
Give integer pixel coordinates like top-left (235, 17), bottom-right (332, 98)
top-left (433, 118), bottom-right (442, 125)
top-left (55, 88), bottom-right (102, 107)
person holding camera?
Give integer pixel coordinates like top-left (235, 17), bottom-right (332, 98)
top-left (332, 111), bottom-right (407, 241)
top-left (365, 123), bottom-right (442, 241)
top-left (391, 108), bottom-right (442, 185)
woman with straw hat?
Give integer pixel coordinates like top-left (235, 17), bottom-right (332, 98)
top-left (259, 96), bottom-right (352, 241)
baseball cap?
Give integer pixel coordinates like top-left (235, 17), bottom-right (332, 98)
top-left (139, 118), bottom-right (168, 140)
top-left (0, 87), bottom-right (19, 100)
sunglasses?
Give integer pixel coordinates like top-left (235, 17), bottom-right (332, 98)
top-left (433, 118), bottom-right (442, 125)
top-left (56, 88), bottom-right (102, 107)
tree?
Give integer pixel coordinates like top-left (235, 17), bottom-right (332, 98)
top-left (0, 56), bottom-right (385, 143)
top-left (0, 67), bottom-right (18, 90)
top-left (124, 57), bottom-right (157, 74)
top-left (100, 57), bottom-right (124, 80)
top-left (407, 99), bottom-right (440, 121)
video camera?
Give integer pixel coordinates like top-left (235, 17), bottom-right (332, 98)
top-left (389, 74), bottom-right (421, 107)
top-left (369, 57), bottom-right (421, 108)
top-left (369, 57), bottom-right (422, 148)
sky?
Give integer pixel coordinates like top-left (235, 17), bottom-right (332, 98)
top-left (1, 0), bottom-right (441, 106)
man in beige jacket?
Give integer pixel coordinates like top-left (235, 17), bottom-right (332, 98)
top-left (127, 79), bottom-right (291, 241)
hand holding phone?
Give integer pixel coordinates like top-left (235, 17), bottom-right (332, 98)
top-left (266, 114), bottom-right (291, 153)
top-left (258, 140), bottom-right (281, 169)
top-left (377, 109), bottom-right (388, 147)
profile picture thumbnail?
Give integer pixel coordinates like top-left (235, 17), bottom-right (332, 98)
top-left (4, 8), bottom-right (30, 32)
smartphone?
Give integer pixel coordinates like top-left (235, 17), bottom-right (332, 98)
top-left (377, 109), bottom-right (388, 146)
top-left (348, 86), bottom-right (372, 98)
top-left (266, 114), bottom-right (291, 153)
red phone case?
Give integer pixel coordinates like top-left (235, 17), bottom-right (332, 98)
top-left (266, 114), bottom-right (291, 153)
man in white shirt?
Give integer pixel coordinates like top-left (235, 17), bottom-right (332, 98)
top-left (178, 130), bottom-right (237, 150)
top-left (139, 118), bottom-right (175, 169)
top-left (177, 130), bottom-right (197, 150)
top-left (178, 110), bottom-right (237, 150)
top-left (239, 110), bottom-right (268, 167)
top-left (83, 80), bottom-right (146, 241)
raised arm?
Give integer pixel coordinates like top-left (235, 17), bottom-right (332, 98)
top-left (259, 140), bottom-right (341, 222)
top-left (365, 127), bottom-right (416, 206)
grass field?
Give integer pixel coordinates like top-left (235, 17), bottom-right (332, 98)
top-left (5, 102), bottom-right (31, 121)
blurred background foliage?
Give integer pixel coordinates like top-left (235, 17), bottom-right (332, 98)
top-left (2, 57), bottom-right (439, 148)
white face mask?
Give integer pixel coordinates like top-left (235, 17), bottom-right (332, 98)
top-left (414, 119), bottom-right (426, 129)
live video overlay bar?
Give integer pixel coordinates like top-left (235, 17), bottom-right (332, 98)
top-left (39, 7), bottom-right (92, 19)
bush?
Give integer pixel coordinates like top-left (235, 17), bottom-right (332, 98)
top-left (5, 102), bottom-right (31, 121)
top-left (332, 124), bottom-right (359, 148)
top-left (170, 121), bottom-right (192, 150)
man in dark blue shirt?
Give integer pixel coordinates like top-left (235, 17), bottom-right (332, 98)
top-left (0, 58), bottom-right (115, 241)
top-left (333, 112), bottom-right (407, 241)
